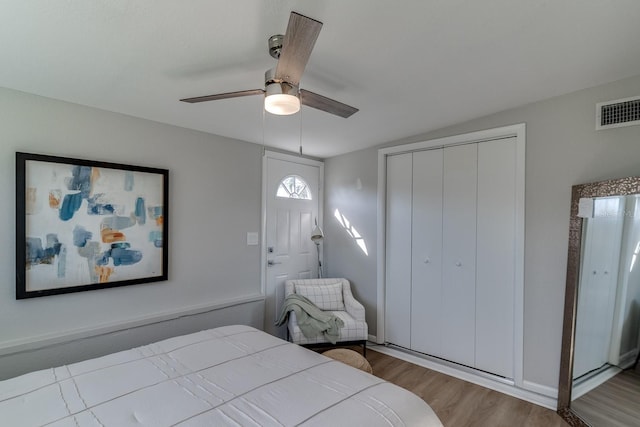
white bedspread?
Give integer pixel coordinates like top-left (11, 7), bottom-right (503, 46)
top-left (0, 325), bottom-right (442, 426)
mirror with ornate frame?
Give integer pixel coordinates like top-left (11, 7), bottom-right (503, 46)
top-left (558, 176), bottom-right (640, 426)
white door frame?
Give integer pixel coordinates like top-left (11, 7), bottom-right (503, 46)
top-left (261, 150), bottom-right (324, 296)
top-left (376, 123), bottom-right (526, 387)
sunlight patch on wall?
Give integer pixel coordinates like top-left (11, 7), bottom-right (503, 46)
top-left (334, 208), bottom-right (368, 256)
top-left (630, 241), bottom-right (640, 273)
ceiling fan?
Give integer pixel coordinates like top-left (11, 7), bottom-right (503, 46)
top-left (180, 11), bottom-right (358, 118)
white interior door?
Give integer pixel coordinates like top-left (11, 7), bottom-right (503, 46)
top-left (385, 153), bottom-right (413, 348)
top-left (441, 143), bottom-right (477, 367)
top-left (263, 152), bottom-right (322, 338)
top-left (475, 137), bottom-right (517, 378)
top-left (411, 149), bottom-right (444, 356)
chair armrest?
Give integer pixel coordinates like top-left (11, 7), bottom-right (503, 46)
top-left (284, 280), bottom-right (296, 297)
top-left (343, 283), bottom-right (366, 322)
top-left (288, 310), bottom-right (298, 328)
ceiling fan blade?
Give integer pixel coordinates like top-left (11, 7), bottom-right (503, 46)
top-left (274, 12), bottom-right (322, 86)
top-left (300, 89), bottom-right (359, 118)
top-left (180, 89), bottom-right (265, 103)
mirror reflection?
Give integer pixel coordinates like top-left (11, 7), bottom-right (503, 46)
top-left (571, 194), bottom-right (640, 426)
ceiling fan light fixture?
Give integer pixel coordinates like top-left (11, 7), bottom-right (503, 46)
top-left (265, 93), bottom-right (300, 115)
top-left (264, 81), bottom-right (300, 115)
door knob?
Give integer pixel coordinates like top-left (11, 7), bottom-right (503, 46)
top-left (267, 260), bottom-right (282, 267)
top-left (455, 261), bottom-right (462, 267)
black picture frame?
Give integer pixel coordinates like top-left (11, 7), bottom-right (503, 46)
top-left (16, 152), bottom-right (169, 299)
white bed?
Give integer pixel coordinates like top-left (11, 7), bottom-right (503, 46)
top-left (0, 325), bottom-right (442, 426)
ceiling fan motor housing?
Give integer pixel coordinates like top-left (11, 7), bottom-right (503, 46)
top-left (264, 68), bottom-right (299, 97)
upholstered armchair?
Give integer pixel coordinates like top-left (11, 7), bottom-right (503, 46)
top-left (284, 278), bottom-right (368, 355)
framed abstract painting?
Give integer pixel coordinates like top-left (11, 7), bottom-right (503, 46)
top-left (16, 152), bottom-right (169, 299)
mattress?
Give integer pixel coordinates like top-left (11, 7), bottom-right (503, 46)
top-left (0, 325), bottom-right (442, 426)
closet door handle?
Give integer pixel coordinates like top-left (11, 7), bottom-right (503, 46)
top-left (455, 261), bottom-right (462, 267)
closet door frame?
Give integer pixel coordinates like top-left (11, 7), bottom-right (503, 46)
top-left (377, 123), bottom-right (526, 388)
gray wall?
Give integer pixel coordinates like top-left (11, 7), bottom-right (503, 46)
top-left (324, 148), bottom-right (379, 332)
top-left (0, 88), bottom-right (264, 364)
top-left (324, 74), bottom-right (640, 392)
top-left (0, 299), bottom-right (264, 380)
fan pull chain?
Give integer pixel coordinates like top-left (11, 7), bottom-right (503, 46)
top-left (299, 102), bottom-right (303, 156)
top-left (262, 103), bottom-right (266, 157)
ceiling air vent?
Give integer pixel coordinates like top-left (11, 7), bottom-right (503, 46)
top-left (596, 96), bottom-right (640, 130)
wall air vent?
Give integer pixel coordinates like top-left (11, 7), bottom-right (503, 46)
top-left (596, 96), bottom-right (640, 130)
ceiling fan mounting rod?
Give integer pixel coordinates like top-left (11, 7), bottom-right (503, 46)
top-left (268, 34), bottom-right (284, 59)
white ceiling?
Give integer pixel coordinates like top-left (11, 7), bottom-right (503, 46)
top-left (2, 1), bottom-right (639, 158)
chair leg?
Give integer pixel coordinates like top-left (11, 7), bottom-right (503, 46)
top-left (363, 340), bottom-right (367, 357)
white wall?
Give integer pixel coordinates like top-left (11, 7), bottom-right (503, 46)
top-left (324, 74), bottom-right (640, 393)
top-left (0, 87), bottom-right (265, 369)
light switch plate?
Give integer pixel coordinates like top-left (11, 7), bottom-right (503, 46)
top-left (578, 197), bottom-right (594, 218)
top-left (247, 232), bottom-right (259, 246)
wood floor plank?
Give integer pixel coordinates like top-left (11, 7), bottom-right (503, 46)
top-left (571, 369), bottom-right (640, 427)
top-left (366, 350), bottom-right (568, 427)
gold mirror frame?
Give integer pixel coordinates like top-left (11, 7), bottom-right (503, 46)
top-left (558, 176), bottom-right (640, 426)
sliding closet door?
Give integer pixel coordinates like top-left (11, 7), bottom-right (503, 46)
top-left (441, 144), bottom-right (477, 367)
top-left (385, 153), bottom-right (412, 348)
top-left (411, 149), bottom-right (444, 356)
top-left (475, 137), bottom-right (517, 378)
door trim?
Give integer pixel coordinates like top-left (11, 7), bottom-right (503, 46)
top-left (261, 151), bottom-right (324, 296)
top-left (376, 123), bottom-right (526, 387)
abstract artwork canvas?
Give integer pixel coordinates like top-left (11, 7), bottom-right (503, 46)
top-left (16, 152), bottom-right (169, 299)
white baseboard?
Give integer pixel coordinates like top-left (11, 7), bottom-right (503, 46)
top-left (370, 345), bottom-right (558, 410)
top-left (521, 380), bottom-right (559, 400)
top-left (572, 365), bottom-right (621, 400)
top-left (619, 348), bottom-right (638, 368)
top-left (368, 334), bottom-right (377, 343)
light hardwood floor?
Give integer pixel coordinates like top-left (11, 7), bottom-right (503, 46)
top-left (367, 349), bottom-right (568, 427)
top-left (571, 368), bottom-right (640, 427)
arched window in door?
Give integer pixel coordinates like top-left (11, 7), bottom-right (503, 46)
top-left (276, 175), bottom-right (312, 200)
